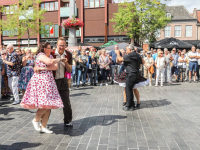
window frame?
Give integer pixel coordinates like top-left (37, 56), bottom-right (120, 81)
top-left (175, 26), bottom-right (181, 37)
top-left (41, 2), bottom-right (58, 11)
top-left (41, 24), bottom-right (59, 38)
top-left (164, 26), bottom-right (171, 37)
top-left (185, 25), bottom-right (192, 37)
top-left (84, 0), bottom-right (105, 8)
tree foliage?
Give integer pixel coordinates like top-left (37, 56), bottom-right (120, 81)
top-left (110, 0), bottom-right (171, 45)
top-left (0, 0), bottom-right (51, 47)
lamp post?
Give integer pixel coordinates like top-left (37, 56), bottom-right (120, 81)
top-left (68, 0), bottom-right (77, 46)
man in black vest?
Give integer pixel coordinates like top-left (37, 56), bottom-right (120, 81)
top-left (116, 44), bottom-right (142, 111)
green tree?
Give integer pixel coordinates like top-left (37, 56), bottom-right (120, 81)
top-left (110, 0), bottom-right (171, 46)
top-left (0, 0), bottom-right (51, 47)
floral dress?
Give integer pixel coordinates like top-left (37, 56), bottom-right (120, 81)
top-left (20, 52), bottom-right (64, 109)
top-left (18, 59), bottom-right (35, 90)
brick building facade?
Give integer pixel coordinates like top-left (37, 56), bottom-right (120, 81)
top-left (0, 0), bottom-right (130, 48)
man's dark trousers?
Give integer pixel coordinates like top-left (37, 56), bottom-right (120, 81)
top-left (56, 78), bottom-right (72, 124)
top-left (125, 73), bottom-right (138, 108)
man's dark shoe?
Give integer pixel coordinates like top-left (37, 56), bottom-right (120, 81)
top-left (122, 106), bottom-right (135, 111)
top-left (123, 102), bottom-right (127, 106)
top-left (94, 84), bottom-right (97, 86)
top-left (82, 83), bottom-right (85, 87)
top-left (77, 85), bottom-right (79, 88)
top-left (111, 81), bottom-right (114, 84)
top-left (136, 103), bottom-right (140, 109)
top-left (176, 79), bottom-right (179, 82)
top-left (90, 83), bottom-right (94, 86)
top-left (64, 122), bottom-right (73, 127)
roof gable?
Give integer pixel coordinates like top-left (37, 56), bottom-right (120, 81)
top-left (166, 6), bottom-right (195, 20)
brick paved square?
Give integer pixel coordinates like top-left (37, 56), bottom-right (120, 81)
top-left (1, 83), bottom-right (200, 150)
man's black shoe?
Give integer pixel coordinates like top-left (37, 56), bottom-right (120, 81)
top-left (94, 84), bottom-right (97, 86)
top-left (111, 81), bottom-right (114, 84)
top-left (122, 106), bottom-right (135, 111)
top-left (90, 83), bottom-right (94, 86)
top-left (64, 122), bottom-right (73, 127)
top-left (123, 102), bottom-right (127, 106)
top-left (82, 83), bottom-right (85, 86)
top-left (136, 103), bottom-right (140, 109)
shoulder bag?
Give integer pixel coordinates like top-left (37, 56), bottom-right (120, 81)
top-left (147, 57), bottom-right (154, 74)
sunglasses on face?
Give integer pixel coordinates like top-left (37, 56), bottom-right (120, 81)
top-left (1, 53), bottom-right (6, 55)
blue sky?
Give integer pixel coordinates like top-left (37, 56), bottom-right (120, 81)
top-left (113, 0), bottom-right (199, 13)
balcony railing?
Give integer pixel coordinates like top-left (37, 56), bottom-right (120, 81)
top-left (60, 7), bottom-right (77, 17)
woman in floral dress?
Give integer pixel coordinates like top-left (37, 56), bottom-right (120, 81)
top-left (18, 49), bottom-right (34, 96)
top-left (21, 42), bottom-right (64, 134)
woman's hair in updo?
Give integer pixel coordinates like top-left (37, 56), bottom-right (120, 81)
top-left (36, 42), bottom-right (50, 55)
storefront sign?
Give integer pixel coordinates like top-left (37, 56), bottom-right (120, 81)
top-left (21, 40), bottom-right (37, 45)
top-left (3, 41), bottom-right (17, 45)
top-left (108, 36), bottom-right (130, 42)
top-left (84, 37), bottom-right (105, 43)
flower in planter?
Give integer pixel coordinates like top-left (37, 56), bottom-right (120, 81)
top-left (61, 17), bottom-right (84, 29)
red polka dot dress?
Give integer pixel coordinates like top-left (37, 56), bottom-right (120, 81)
top-left (21, 53), bottom-right (64, 109)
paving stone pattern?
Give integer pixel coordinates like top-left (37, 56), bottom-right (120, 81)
top-left (0, 82), bottom-right (200, 150)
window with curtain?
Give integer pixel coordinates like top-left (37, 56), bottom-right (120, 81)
top-left (95, 0), bottom-right (99, 7)
top-left (164, 26), bottom-right (171, 37)
top-left (50, 2), bottom-right (54, 11)
top-left (175, 26), bottom-right (181, 37)
top-left (55, 2), bottom-right (58, 10)
top-left (185, 25), bottom-right (192, 37)
top-left (100, 0), bottom-right (104, 6)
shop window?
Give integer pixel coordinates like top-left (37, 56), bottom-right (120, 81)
top-left (41, 2), bottom-right (58, 11)
top-left (84, 0), bottom-right (104, 8)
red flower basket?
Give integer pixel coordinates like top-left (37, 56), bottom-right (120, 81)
top-left (61, 18), bottom-right (84, 29)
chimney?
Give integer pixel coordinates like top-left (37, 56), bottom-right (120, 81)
top-left (193, 8), bottom-right (197, 18)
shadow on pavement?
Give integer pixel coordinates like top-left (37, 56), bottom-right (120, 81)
top-left (0, 142), bottom-right (41, 150)
top-left (0, 117), bottom-right (14, 121)
top-left (48, 115), bottom-right (127, 136)
top-left (138, 99), bottom-right (172, 109)
top-left (70, 93), bottom-right (90, 97)
top-left (0, 107), bottom-right (34, 116)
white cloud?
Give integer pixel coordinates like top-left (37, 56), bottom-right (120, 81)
top-left (114, 0), bottom-right (199, 13)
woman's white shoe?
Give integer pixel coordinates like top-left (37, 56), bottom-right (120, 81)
top-left (41, 127), bottom-right (53, 134)
top-left (32, 120), bottom-right (41, 131)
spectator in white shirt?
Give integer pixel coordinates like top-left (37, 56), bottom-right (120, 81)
top-left (155, 51), bottom-right (167, 87)
top-left (188, 46), bottom-right (198, 83)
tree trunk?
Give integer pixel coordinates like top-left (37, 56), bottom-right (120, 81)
top-left (131, 38), bottom-right (134, 45)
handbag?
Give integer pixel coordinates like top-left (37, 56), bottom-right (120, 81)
top-left (146, 57), bottom-right (154, 74)
top-left (148, 65), bottom-right (154, 74)
top-left (101, 56), bottom-right (110, 70)
top-left (169, 60), bottom-right (173, 68)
